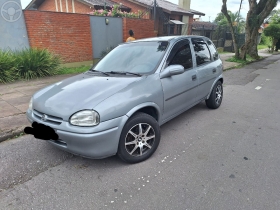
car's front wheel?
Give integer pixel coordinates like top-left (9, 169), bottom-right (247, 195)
top-left (206, 80), bottom-right (223, 109)
top-left (117, 113), bottom-right (160, 163)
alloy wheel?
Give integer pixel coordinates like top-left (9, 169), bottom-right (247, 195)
top-left (125, 123), bottom-right (155, 157)
top-left (215, 84), bottom-right (223, 105)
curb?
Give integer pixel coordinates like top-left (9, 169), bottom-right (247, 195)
top-left (223, 64), bottom-right (239, 71)
top-left (0, 127), bottom-right (26, 143)
top-left (222, 55), bottom-right (270, 71)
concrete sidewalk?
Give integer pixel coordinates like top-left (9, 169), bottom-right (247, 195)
top-left (220, 49), bottom-right (274, 70)
top-left (0, 49), bottom-right (273, 142)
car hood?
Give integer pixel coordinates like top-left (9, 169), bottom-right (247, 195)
top-left (33, 73), bottom-right (141, 120)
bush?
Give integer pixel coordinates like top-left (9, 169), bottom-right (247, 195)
top-left (260, 33), bottom-right (271, 46)
top-left (14, 48), bottom-right (61, 80)
top-left (89, 5), bottom-right (147, 18)
top-left (0, 50), bottom-right (17, 83)
top-left (264, 24), bottom-right (280, 51)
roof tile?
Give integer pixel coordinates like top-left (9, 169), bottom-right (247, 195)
top-left (133, 0), bottom-right (205, 15)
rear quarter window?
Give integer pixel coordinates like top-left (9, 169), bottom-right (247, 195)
top-left (206, 39), bottom-right (219, 61)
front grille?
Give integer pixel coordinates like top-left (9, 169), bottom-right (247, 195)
top-left (33, 109), bottom-right (63, 125)
top-left (50, 139), bottom-right (67, 147)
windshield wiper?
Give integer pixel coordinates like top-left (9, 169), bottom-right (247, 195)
top-left (106, 71), bottom-right (142, 77)
top-left (89, 69), bottom-right (110, 76)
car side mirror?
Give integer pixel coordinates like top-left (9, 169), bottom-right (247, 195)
top-left (160, 65), bottom-right (184, 79)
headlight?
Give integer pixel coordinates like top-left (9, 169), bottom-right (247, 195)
top-left (28, 98), bottom-right (33, 110)
top-left (70, 110), bottom-right (100, 127)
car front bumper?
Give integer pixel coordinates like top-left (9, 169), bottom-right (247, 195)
top-left (26, 109), bottom-right (128, 159)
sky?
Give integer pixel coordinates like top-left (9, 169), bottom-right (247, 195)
top-left (20, 0), bottom-right (280, 22)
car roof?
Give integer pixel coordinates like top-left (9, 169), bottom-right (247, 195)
top-left (128, 35), bottom-right (207, 43)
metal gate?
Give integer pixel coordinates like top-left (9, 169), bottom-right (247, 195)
top-left (90, 16), bottom-right (123, 59)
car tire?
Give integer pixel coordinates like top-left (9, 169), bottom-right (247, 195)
top-left (117, 112), bottom-right (160, 163)
top-left (206, 80), bottom-right (223, 109)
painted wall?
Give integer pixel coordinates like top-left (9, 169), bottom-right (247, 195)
top-left (0, 0), bottom-right (29, 50)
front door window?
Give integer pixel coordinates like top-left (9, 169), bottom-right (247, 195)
top-left (167, 39), bottom-right (193, 70)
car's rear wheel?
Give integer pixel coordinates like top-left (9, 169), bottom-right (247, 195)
top-left (117, 113), bottom-right (160, 163)
top-left (206, 80), bottom-right (223, 109)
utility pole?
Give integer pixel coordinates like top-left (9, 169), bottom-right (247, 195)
top-left (154, 0), bottom-right (157, 30)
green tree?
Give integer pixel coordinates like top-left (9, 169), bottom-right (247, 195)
top-left (222, 0), bottom-right (278, 60)
top-left (214, 11), bottom-right (245, 32)
top-left (265, 9), bottom-right (280, 23)
top-left (220, 5), bottom-right (242, 57)
top-left (264, 24), bottom-right (280, 52)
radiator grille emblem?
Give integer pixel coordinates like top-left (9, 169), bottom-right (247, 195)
top-left (41, 114), bottom-right (47, 121)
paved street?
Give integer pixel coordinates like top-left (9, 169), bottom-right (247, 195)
top-left (0, 55), bottom-right (280, 210)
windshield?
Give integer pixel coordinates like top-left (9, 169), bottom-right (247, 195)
top-left (93, 41), bottom-right (169, 75)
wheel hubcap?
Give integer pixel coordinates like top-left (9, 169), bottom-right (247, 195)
top-left (215, 85), bottom-right (223, 104)
top-left (125, 123), bottom-right (155, 157)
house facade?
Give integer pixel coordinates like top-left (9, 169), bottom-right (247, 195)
top-left (26, 0), bottom-right (205, 36)
top-left (25, 0), bottom-right (130, 14)
top-left (191, 19), bottom-right (218, 38)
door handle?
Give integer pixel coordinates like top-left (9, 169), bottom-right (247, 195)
top-left (192, 75), bottom-right (197, 81)
top-left (212, 69), bottom-right (217, 73)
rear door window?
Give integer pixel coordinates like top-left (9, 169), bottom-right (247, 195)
top-left (191, 38), bottom-right (211, 66)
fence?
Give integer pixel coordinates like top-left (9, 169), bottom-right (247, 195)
top-left (191, 24), bottom-right (245, 52)
top-left (144, 20), bottom-right (245, 53)
top-left (0, 10), bottom-right (156, 63)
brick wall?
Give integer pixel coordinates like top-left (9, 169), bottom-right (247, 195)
top-left (39, 0), bottom-right (57, 12)
top-left (24, 10), bottom-right (93, 63)
top-left (170, 14), bottom-right (182, 21)
top-left (39, 0), bottom-right (95, 14)
top-left (123, 18), bottom-right (156, 42)
top-left (71, 0), bottom-right (92, 14)
top-left (112, 0), bottom-right (150, 19)
top-left (188, 15), bottom-right (193, 35)
top-left (23, 11), bottom-right (156, 63)
top-left (38, 0), bottom-right (149, 17)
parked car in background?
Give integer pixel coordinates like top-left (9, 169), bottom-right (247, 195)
top-left (25, 36), bottom-right (224, 163)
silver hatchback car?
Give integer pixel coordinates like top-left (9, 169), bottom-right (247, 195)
top-left (25, 36), bottom-right (223, 163)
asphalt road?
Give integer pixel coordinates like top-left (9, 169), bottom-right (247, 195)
top-left (1, 55), bottom-right (280, 210)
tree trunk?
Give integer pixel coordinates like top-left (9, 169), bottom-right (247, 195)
top-left (239, 0), bottom-right (278, 60)
top-left (221, 0), bottom-right (239, 58)
top-left (271, 38), bottom-right (278, 53)
top-left (240, 26), bottom-right (259, 60)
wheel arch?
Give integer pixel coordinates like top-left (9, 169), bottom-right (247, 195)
top-left (206, 76), bottom-right (223, 100)
top-left (125, 102), bottom-right (161, 123)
